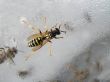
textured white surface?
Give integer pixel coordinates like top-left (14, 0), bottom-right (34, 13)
top-left (0, 0), bottom-right (110, 82)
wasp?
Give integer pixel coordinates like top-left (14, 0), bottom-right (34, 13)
top-left (20, 16), bottom-right (66, 60)
top-left (0, 38), bottom-right (21, 64)
top-left (27, 25), bottom-right (66, 50)
top-left (0, 46), bottom-right (18, 64)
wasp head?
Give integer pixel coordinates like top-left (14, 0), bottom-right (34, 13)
top-left (51, 24), bottom-right (66, 36)
top-left (11, 47), bottom-right (18, 54)
top-left (55, 28), bottom-right (61, 35)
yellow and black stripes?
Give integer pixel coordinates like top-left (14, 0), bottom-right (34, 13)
top-left (28, 37), bottom-right (43, 47)
top-left (28, 28), bottom-right (63, 47)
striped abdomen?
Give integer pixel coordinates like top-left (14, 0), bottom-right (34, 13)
top-left (28, 37), bottom-right (43, 47)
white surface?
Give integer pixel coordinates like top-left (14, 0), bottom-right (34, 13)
top-left (0, 0), bottom-right (110, 82)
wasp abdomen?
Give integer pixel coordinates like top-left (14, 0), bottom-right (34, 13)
top-left (28, 37), bottom-right (42, 47)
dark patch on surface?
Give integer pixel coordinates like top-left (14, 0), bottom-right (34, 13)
top-left (83, 12), bottom-right (92, 23)
top-left (67, 64), bottom-right (89, 82)
top-left (63, 22), bottom-right (74, 32)
top-left (93, 78), bottom-right (100, 82)
top-left (18, 69), bottom-right (31, 79)
top-left (34, 80), bottom-right (62, 82)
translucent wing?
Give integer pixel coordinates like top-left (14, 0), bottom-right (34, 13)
top-left (27, 34), bottom-right (40, 41)
top-left (20, 16), bottom-right (39, 33)
top-left (25, 40), bottom-right (49, 60)
top-left (40, 16), bottom-right (50, 30)
top-left (27, 31), bottom-right (47, 41)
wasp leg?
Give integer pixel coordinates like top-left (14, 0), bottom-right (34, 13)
top-left (46, 39), bottom-right (52, 43)
top-left (8, 56), bottom-right (15, 65)
top-left (47, 43), bottom-right (52, 56)
top-left (39, 30), bottom-right (42, 36)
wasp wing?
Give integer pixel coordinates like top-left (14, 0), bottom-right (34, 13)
top-left (20, 16), bottom-right (40, 33)
top-left (25, 40), bottom-right (49, 60)
top-left (25, 45), bottom-right (42, 60)
top-left (27, 34), bottom-right (41, 41)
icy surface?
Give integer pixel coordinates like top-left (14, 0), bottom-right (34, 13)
top-left (0, 0), bottom-right (110, 82)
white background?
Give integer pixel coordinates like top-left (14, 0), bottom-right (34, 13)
top-left (0, 0), bottom-right (110, 82)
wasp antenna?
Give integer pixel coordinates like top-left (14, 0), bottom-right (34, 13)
top-left (61, 30), bottom-right (66, 34)
top-left (59, 25), bottom-right (61, 29)
top-left (18, 50), bottom-right (24, 53)
top-left (8, 56), bottom-right (16, 65)
top-left (51, 29), bottom-right (53, 32)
